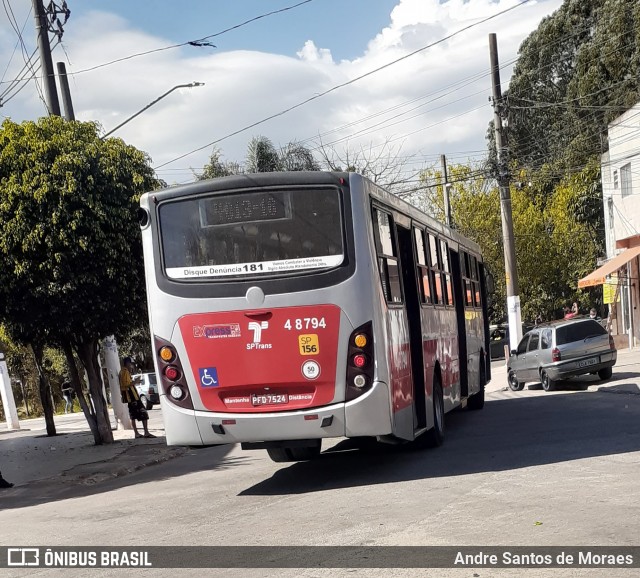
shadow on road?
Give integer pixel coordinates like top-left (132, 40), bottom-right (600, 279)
top-left (0, 439), bottom-right (238, 511)
top-left (239, 389), bottom-right (640, 496)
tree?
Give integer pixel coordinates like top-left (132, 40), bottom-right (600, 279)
top-left (416, 163), bottom-right (603, 323)
top-left (0, 116), bottom-right (160, 444)
top-left (198, 137), bottom-right (320, 178)
top-left (316, 138), bottom-right (418, 194)
top-left (504, 0), bottom-right (640, 173)
top-left (197, 147), bottom-right (242, 180)
top-left (278, 141), bottom-right (320, 171)
top-left (245, 136), bottom-right (281, 173)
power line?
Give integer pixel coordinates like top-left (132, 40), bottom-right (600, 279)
top-left (67, 0), bottom-right (316, 76)
top-left (0, 3), bottom-right (32, 86)
top-left (154, 0), bottom-right (534, 170)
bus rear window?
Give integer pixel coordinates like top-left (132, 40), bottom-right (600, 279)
top-left (160, 188), bottom-right (344, 279)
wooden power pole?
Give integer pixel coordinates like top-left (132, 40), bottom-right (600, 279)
top-left (489, 32), bottom-right (522, 350)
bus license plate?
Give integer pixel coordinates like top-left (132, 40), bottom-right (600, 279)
top-left (251, 394), bottom-right (289, 406)
top-left (578, 357), bottom-right (598, 368)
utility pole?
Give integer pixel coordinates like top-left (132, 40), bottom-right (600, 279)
top-left (32, 0), bottom-right (61, 116)
top-left (56, 62), bottom-right (75, 120)
top-left (0, 352), bottom-right (20, 430)
top-left (489, 33), bottom-right (522, 351)
top-left (441, 154), bottom-right (452, 228)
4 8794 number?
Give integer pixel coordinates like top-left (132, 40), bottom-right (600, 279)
top-left (284, 317), bottom-right (326, 330)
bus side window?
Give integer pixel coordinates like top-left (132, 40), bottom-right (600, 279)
top-left (373, 208), bottom-right (402, 304)
top-left (462, 252), bottom-right (473, 307)
top-left (427, 232), bottom-right (444, 305)
top-left (471, 255), bottom-right (481, 307)
top-left (440, 241), bottom-right (453, 306)
top-left (414, 227), bottom-right (433, 304)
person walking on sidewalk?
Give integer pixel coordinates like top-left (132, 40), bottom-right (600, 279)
top-left (118, 357), bottom-right (156, 439)
top-left (0, 470), bottom-right (13, 489)
top-left (61, 381), bottom-right (74, 413)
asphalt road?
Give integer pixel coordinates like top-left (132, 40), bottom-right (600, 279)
top-left (2, 357), bottom-right (640, 578)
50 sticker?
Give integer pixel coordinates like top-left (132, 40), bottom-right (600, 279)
top-left (284, 317), bottom-right (326, 330)
top-left (298, 334), bottom-right (319, 355)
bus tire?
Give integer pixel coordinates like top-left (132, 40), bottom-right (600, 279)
top-left (467, 360), bottom-right (485, 411)
top-left (418, 375), bottom-right (444, 448)
top-left (267, 443), bottom-right (321, 463)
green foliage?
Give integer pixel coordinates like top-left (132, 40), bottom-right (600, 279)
top-left (505, 0), bottom-right (640, 173)
top-left (0, 116), bottom-right (160, 441)
top-left (246, 136), bottom-right (281, 173)
top-left (198, 148), bottom-right (242, 180)
top-left (416, 163), bottom-right (602, 323)
top-left (0, 116), bottom-right (159, 346)
top-left (199, 137), bottom-right (319, 179)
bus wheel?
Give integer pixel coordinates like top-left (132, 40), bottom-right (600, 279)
top-left (467, 361), bottom-right (485, 411)
top-left (267, 442), bottom-right (321, 463)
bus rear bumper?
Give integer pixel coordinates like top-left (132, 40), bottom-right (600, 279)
top-left (161, 381), bottom-right (392, 445)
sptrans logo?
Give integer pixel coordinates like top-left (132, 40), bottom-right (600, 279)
top-left (247, 321), bottom-right (272, 350)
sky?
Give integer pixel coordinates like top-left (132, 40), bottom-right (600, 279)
top-left (0, 0), bottom-right (565, 185)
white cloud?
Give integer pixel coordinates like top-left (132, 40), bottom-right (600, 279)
top-left (0, 0), bottom-right (564, 184)
top-left (297, 40), bottom-right (334, 65)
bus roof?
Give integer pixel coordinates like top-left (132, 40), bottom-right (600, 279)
top-left (144, 171), bottom-right (482, 257)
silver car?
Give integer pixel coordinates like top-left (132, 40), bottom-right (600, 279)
top-left (507, 318), bottom-right (617, 392)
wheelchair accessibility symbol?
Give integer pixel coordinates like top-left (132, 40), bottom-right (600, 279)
top-left (199, 367), bottom-right (219, 387)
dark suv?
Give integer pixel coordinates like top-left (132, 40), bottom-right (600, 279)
top-left (507, 318), bottom-right (617, 392)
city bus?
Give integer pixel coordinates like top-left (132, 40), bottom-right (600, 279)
top-left (139, 171), bottom-right (491, 462)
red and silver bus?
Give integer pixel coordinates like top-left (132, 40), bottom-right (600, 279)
top-left (139, 172), bottom-right (491, 462)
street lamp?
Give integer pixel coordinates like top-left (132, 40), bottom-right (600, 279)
top-left (101, 81), bottom-right (204, 139)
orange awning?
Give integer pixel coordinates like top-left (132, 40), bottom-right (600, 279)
top-left (578, 245), bottom-right (640, 288)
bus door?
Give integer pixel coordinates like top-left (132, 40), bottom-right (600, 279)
top-left (450, 248), bottom-right (469, 398)
top-left (396, 224), bottom-right (427, 431)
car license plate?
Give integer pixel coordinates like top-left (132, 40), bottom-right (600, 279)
top-left (577, 357), bottom-right (598, 368)
top-left (251, 394), bottom-right (289, 406)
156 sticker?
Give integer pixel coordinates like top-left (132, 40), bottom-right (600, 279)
top-left (298, 334), bottom-right (319, 355)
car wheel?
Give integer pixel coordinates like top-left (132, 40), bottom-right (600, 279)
top-left (541, 370), bottom-right (556, 392)
top-left (598, 367), bottom-right (613, 380)
top-left (508, 370), bottom-right (524, 391)
top-left (468, 360), bottom-right (485, 410)
top-left (139, 394), bottom-right (151, 410)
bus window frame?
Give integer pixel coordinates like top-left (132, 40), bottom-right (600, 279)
top-left (372, 204), bottom-right (404, 306)
top-left (150, 179), bottom-right (357, 299)
top-left (413, 225), bottom-right (434, 306)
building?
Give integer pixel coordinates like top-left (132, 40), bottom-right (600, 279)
top-left (579, 102), bottom-right (640, 349)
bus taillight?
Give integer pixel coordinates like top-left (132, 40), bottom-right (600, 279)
top-left (353, 354), bottom-right (367, 368)
top-left (169, 384), bottom-right (185, 400)
top-left (159, 346), bottom-right (175, 362)
top-left (154, 335), bottom-right (193, 410)
top-left (164, 366), bottom-right (180, 381)
top-left (346, 321), bottom-right (374, 401)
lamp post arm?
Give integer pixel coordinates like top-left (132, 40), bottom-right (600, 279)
top-left (102, 82), bottom-right (204, 139)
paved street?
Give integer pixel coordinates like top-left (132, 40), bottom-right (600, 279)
top-left (1, 353), bottom-right (640, 577)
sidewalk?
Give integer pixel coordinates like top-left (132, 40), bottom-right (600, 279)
top-left (0, 408), bottom-right (187, 490)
